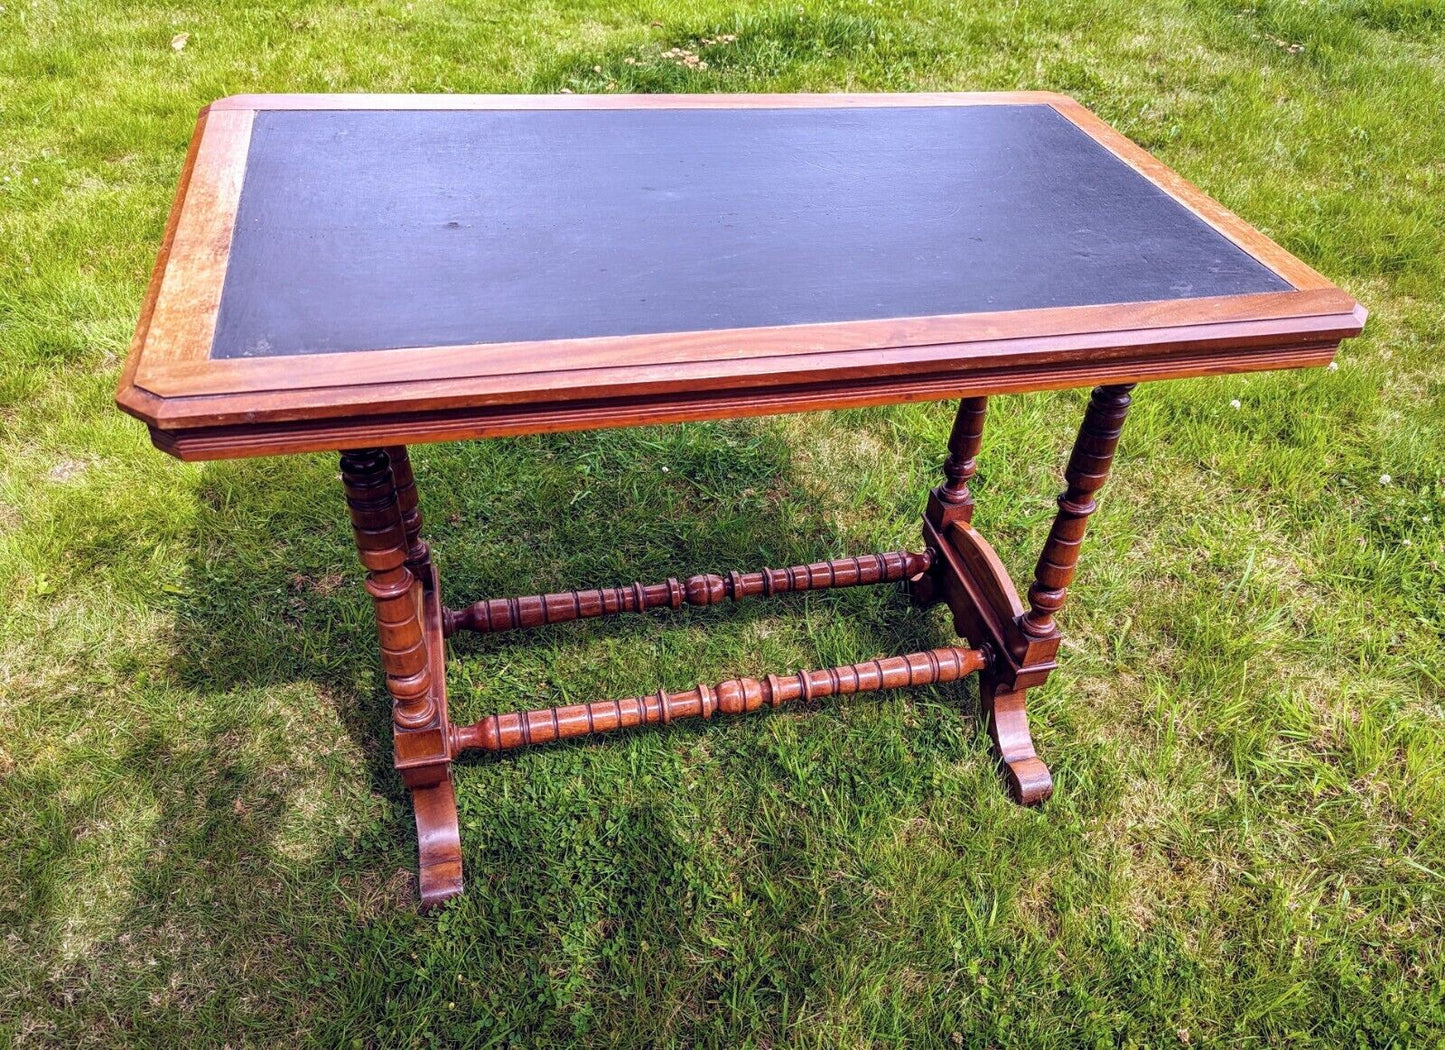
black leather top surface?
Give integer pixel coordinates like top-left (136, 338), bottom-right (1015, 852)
top-left (210, 104), bottom-right (1290, 358)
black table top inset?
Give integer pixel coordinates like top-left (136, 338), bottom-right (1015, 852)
top-left (210, 104), bottom-right (1291, 359)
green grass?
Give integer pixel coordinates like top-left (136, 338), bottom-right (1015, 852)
top-left (2, 0), bottom-right (1443, 1045)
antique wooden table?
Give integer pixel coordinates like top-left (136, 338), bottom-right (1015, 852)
top-left (118, 92), bottom-right (1364, 908)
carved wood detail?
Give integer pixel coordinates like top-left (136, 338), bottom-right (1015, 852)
top-left (410, 777), bottom-right (463, 908)
top-left (118, 93), bottom-right (1371, 909)
top-left (452, 645), bottom-right (986, 753)
top-left (1022, 384), bottom-right (1135, 639)
top-left (929, 396), bottom-right (988, 527)
top-left (914, 395), bottom-right (1067, 804)
top-left (343, 450), bottom-right (458, 906)
top-left (340, 448), bottom-right (437, 732)
top-left (443, 550), bottom-right (933, 635)
top-left (333, 386), bottom-right (1143, 903)
top-left (980, 680), bottom-right (1054, 804)
top-left (385, 444), bottom-right (432, 582)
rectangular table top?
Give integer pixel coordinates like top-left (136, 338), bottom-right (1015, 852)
top-left (117, 93), bottom-right (1364, 460)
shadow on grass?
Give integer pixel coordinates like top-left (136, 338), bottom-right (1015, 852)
top-left (17, 419), bottom-right (1002, 1040)
top-left (165, 413), bottom-right (980, 763)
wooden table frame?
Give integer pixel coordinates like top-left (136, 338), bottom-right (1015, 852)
top-left (341, 383), bottom-right (1126, 906)
top-left (116, 92), bottom-right (1365, 909)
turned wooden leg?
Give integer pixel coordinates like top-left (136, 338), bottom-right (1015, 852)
top-left (971, 383), bottom-right (1133, 804)
top-left (1022, 384), bottom-right (1135, 640)
top-left (913, 396), bottom-right (988, 608)
top-left (934, 395), bottom-right (988, 524)
top-left (919, 397), bottom-right (1054, 802)
top-left (341, 447), bottom-right (462, 909)
top-left (385, 444), bottom-right (433, 584)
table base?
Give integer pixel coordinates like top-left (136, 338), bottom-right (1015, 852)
top-left (339, 384), bottom-right (1134, 909)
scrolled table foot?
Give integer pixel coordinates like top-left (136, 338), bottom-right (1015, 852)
top-left (999, 754), bottom-right (1053, 806)
top-left (411, 777), bottom-right (464, 909)
top-left (980, 681), bottom-right (1053, 806)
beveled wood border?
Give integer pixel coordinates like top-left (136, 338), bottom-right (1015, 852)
top-left (206, 91), bottom-right (1071, 111)
top-left (136, 108), bottom-right (253, 369)
top-left (128, 298), bottom-right (1362, 429)
top-left (116, 92), bottom-right (1365, 458)
top-left (148, 338), bottom-right (1350, 461)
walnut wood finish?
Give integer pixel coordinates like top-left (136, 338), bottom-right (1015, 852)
top-left (913, 396), bottom-right (987, 608)
top-left (452, 646), bottom-right (987, 754)
top-left (442, 550), bottom-right (933, 635)
top-left (980, 682), bottom-right (1054, 804)
top-left (385, 444), bottom-right (432, 581)
top-left (911, 387), bottom-right (1137, 803)
top-left (340, 449), bottom-right (436, 732)
top-left (129, 308), bottom-right (1359, 461)
top-left (925, 395), bottom-right (988, 537)
top-left (1023, 384), bottom-right (1135, 639)
top-left (341, 448), bottom-right (459, 907)
top-left (409, 776), bottom-right (463, 907)
top-left (913, 398), bottom-right (1054, 803)
top-left (938, 397), bottom-right (987, 510)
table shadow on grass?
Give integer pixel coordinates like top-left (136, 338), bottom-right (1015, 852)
top-left (112, 421), bottom-right (1016, 1037)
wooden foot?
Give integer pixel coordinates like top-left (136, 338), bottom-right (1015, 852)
top-left (980, 681), bottom-right (1053, 805)
top-left (411, 776), bottom-right (464, 909)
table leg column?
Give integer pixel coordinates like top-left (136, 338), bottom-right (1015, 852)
top-left (385, 444), bottom-right (433, 584)
top-left (1022, 384), bottom-right (1135, 641)
top-left (340, 447), bottom-right (462, 908)
top-left (916, 396), bottom-right (1067, 804)
top-left (912, 396), bottom-right (988, 609)
top-left (932, 395), bottom-right (987, 525)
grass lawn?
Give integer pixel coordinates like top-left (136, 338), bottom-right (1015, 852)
top-left (2, 0), bottom-right (1443, 1045)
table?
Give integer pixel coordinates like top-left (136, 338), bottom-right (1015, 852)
top-left (117, 92), bottom-right (1365, 909)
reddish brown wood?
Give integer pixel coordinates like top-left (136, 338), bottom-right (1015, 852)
top-left (123, 305), bottom-right (1361, 461)
top-left (443, 549), bottom-right (933, 635)
top-left (385, 444), bottom-right (432, 582)
top-left (342, 449), bottom-right (460, 907)
top-left (938, 397), bottom-right (987, 507)
top-left (205, 91), bottom-right (1083, 112)
top-left (340, 449), bottom-right (437, 732)
top-left (924, 395), bottom-right (989, 538)
top-left (1023, 384), bottom-right (1135, 640)
top-left (453, 645), bottom-right (987, 753)
top-left (115, 108), bottom-right (211, 409)
top-left (980, 680), bottom-right (1053, 804)
top-left (914, 397), bottom-right (985, 608)
top-left (922, 520), bottom-right (1045, 677)
top-left (912, 399), bottom-right (1057, 804)
top-left (113, 92), bottom-right (1371, 906)
top-left (913, 385), bottom-right (1134, 804)
top-left (918, 529), bottom-right (1054, 805)
top-left (410, 776), bottom-right (463, 909)
top-left (412, 561), bottom-right (462, 907)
